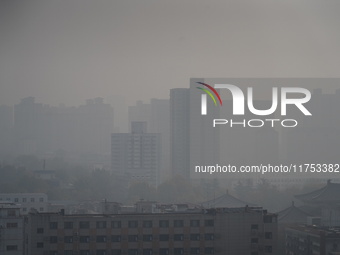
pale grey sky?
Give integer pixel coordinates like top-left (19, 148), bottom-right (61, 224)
top-left (1, 0), bottom-right (340, 106)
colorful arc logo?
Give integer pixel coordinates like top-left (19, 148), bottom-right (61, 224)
top-left (196, 82), bottom-right (223, 106)
top-left (196, 82), bottom-right (222, 115)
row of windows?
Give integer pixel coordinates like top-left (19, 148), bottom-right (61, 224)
top-left (0, 197), bottom-right (45, 202)
top-left (48, 247), bottom-right (214, 255)
top-left (46, 234), bottom-right (214, 243)
top-left (44, 219), bottom-right (214, 230)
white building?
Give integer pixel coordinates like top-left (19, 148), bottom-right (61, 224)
top-left (0, 193), bottom-right (48, 214)
top-left (0, 203), bottom-right (24, 255)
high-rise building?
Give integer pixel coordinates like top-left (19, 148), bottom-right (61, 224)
top-left (170, 88), bottom-right (190, 179)
top-left (129, 99), bottom-right (170, 182)
top-left (170, 78), bottom-right (220, 180)
top-left (111, 121), bottom-right (161, 186)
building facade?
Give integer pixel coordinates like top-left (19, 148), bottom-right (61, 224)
top-left (24, 207), bottom-right (277, 255)
top-left (0, 193), bottom-right (48, 215)
top-left (0, 203), bottom-right (24, 255)
top-left (111, 122), bottom-right (161, 186)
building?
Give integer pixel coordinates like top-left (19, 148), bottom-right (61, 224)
top-left (111, 121), bottom-right (161, 186)
top-left (0, 193), bottom-right (48, 215)
top-left (24, 206), bottom-right (277, 255)
top-left (0, 203), bottom-right (24, 255)
top-left (295, 180), bottom-right (340, 227)
top-left (170, 88), bottom-right (190, 179)
top-left (128, 99), bottom-right (170, 182)
top-left (170, 79), bottom-right (220, 180)
top-left (285, 225), bottom-right (340, 255)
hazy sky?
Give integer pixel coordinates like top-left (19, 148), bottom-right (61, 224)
top-left (1, 0), bottom-right (340, 106)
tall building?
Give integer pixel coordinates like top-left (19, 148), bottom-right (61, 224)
top-left (24, 206), bottom-right (277, 255)
top-left (170, 78), bottom-right (220, 180)
top-left (111, 121), bottom-right (161, 186)
top-left (170, 88), bottom-right (190, 179)
top-left (129, 99), bottom-right (170, 181)
top-left (0, 203), bottom-right (24, 255)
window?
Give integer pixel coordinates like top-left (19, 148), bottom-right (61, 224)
top-left (205, 233), bottom-right (214, 240)
top-left (190, 220), bottom-right (200, 227)
top-left (205, 219), bottom-right (214, 227)
top-left (96, 221), bottom-right (107, 229)
top-left (37, 242), bottom-right (44, 248)
top-left (112, 250), bottom-right (121, 255)
top-left (190, 248), bottom-right (200, 254)
top-left (79, 221), bottom-right (90, 229)
top-left (23, 198), bottom-right (27, 202)
top-left (128, 221), bottom-right (138, 228)
top-left (64, 222), bottom-right (73, 229)
top-left (204, 248), bottom-right (214, 254)
top-left (80, 251), bottom-right (90, 255)
top-left (112, 221), bottom-right (121, 228)
top-left (159, 220), bottom-right (169, 228)
top-left (174, 248), bottom-right (184, 255)
top-left (265, 232), bottom-right (273, 239)
top-left (128, 235), bottom-right (138, 242)
top-left (14, 198), bottom-right (19, 202)
top-left (50, 222), bottom-right (58, 229)
top-left (31, 198), bottom-right (35, 202)
top-left (143, 220), bottom-right (153, 228)
top-left (64, 236), bottom-right (73, 243)
top-left (190, 234), bottom-right (200, 241)
top-left (79, 236), bottom-right (90, 243)
top-left (251, 224), bottom-right (258, 230)
top-left (128, 249), bottom-right (138, 255)
top-left (143, 235), bottom-right (153, 241)
top-left (159, 249), bottom-right (169, 255)
top-left (39, 207), bottom-right (44, 212)
top-left (264, 246), bottom-right (272, 253)
top-left (142, 249), bottom-right (152, 255)
top-left (37, 228), bottom-right (44, 234)
top-left (6, 245), bottom-right (18, 251)
top-left (159, 234), bottom-right (169, 241)
top-left (6, 222), bottom-right (18, 228)
top-left (39, 197), bottom-right (44, 202)
top-left (50, 236), bottom-right (58, 243)
top-left (174, 234), bottom-right (184, 241)
top-left (251, 238), bottom-right (258, 244)
top-left (96, 236), bottom-right (107, 243)
top-left (174, 220), bottom-right (184, 227)
top-left (112, 235), bottom-right (121, 242)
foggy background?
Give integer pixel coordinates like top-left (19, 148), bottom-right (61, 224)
top-left (1, 0), bottom-right (340, 109)
top-left (1, 0), bottom-right (340, 213)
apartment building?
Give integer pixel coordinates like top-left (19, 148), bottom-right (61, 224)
top-left (0, 203), bottom-right (24, 255)
top-left (24, 206), bottom-right (277, 255)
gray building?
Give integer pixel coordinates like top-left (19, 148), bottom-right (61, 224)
top-left (111, 121), bottom-right (161, 186)
top-left (0, 203), bottom-right (24, 255)
top-left (24, 206), bottom-right (277, 255)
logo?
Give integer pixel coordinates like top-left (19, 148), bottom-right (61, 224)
top-left (196, 82), bottom-right (312, 127)
top-left (196, 82), bottom-right (222, 115)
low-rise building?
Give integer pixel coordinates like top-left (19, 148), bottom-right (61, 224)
top-left (285, 225), bottom-right (340, 255)
top-left (24, 206), bottom-right (277, 255)
top-left (0, 193), bottom-right (48, 215)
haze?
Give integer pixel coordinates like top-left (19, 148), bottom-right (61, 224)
top-left (1, 0), bottom-right (340, 107)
